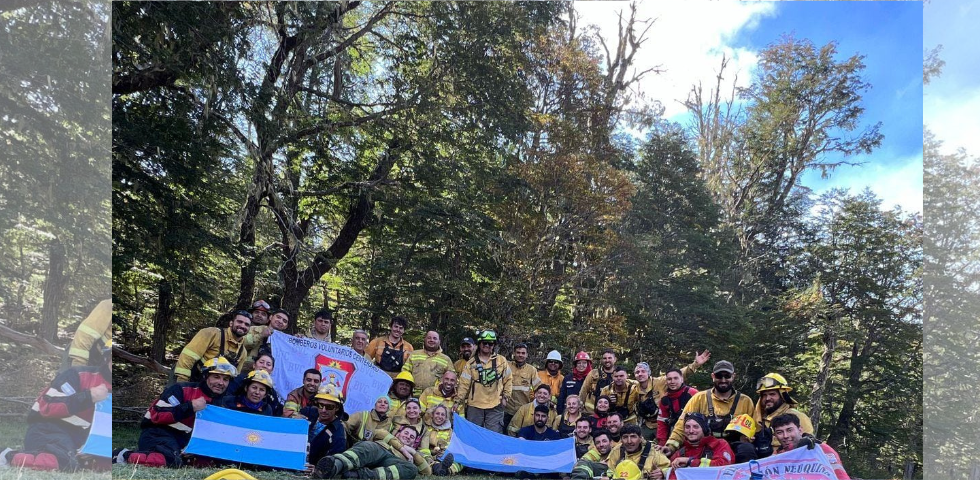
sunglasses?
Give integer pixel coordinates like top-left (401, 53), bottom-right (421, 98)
top-left (316, 403), bottom-right (339, 410)
top-left (714, 372), bottom-right (732, 379)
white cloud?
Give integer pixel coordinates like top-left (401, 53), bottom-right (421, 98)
top-left (813, 154), bottom-right (923, 214)
top-left (924, 86), bottom-right (980, 157)
top-left (574, 1), bottom-right (776, 119)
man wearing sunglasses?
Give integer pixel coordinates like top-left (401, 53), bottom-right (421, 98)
top-left (303, 386), bottom-right (348, 468)
top-left (173, 310), bottom-right (251, 382)
top-left (751, 373), bottom-right (813, 458)
top-left (662, 361), bottom-right (754, 456)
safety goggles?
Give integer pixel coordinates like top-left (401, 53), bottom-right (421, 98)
top-left (251, 300), bottom-right (271, 311)
top-left (756, 376), bottom-right (784, 390)
top-left (211, 362), bottom-right (238, 376)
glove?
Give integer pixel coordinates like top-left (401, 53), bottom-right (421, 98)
top-left (798, 436), bottom-right (817, 450)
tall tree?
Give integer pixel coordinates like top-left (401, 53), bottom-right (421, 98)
top-left (686, 37), bottom-right (883, 301)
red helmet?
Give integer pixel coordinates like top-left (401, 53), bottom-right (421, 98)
top-left (574, 351), bottom-right (591, 362)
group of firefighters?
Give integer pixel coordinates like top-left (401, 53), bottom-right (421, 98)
top-left (108, 303), bottom-right (851, 480)
top-left (0, 299), bottom-right (850, 480)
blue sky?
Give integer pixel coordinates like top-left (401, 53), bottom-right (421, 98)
top-left (576, 1), bottom-right (923, 213)
top-left (923, 0), bottom-right (980, 158)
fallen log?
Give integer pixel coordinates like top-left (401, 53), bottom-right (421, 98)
top-left (112, 346), bottom-right (173, 375)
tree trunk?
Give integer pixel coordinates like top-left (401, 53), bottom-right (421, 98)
top-left (151, 279), bottom-right (174, 363)
top-left (40, 239), bottom-right (67, 342)
top-left (827, 331), bottom-right (875, 448)
top-left (808, 315), bottom-right (837, 437)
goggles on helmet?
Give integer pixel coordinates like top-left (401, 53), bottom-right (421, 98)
top-left (756, 376), bottom-right (786, 390)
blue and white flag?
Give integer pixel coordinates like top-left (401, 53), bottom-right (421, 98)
top-left (269, 331), bottom-right (391, 414)
top-left (444, 413), bottom-right (577, 473)
top-left (184, 405), bottom-right (309, 470)
top-left (673, 444), bottom-right (843, 480)
top-left (79, 394), bottom-right (111, 457)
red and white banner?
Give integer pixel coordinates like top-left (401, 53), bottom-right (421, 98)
top-left (672, 445), bottom-right (847, 480)
top-left (269, 331), bottom-right (391, 414)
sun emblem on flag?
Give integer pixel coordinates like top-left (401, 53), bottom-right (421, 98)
top-left (501, 457), bottom-right (518, 466)
top-left (245, 432), bottom-right (262, 445)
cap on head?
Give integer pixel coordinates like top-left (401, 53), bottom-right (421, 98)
top-left (461, 337), bottom-right (476, 346)
top-left (685, 412), bottom-right (711, 436)
top-left (712, 360), bottom-right (734, 375)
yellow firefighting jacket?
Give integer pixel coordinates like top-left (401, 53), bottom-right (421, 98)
top-left (666, 389), bottom-right (755, 450)
top-left (68, 299), bottom-right (112, 366)
top-left (455, 354), bottom-right (513, 410)
top-left (174, 327), bottom-right (246, 382)
top-left (402, 348), bottom-right (454, 396)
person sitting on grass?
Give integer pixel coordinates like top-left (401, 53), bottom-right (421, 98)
top-left (221, 369), bottom-right (276, 415)
top-left (226, 353), bottom-right (283, 415)
top-left (346, 395), bottom-right (394, 445)
top-left (113, 357), bottom-right (236, 468)
top-left (0, 339), bottom-right (112, 472)
top-left (301, 385), bottom-right (349, 469)
top-left (315, 425), bottom-right (452, 479)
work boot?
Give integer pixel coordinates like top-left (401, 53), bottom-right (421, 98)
top-left (112, 448), bottom-right (130, 464)
top-left (433, 453), bottom-right (454, 476)
top-left (314, 456), bottom-right (342, 479)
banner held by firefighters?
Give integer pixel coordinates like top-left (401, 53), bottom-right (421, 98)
top-left (269, 331), bottom-right (391, 414)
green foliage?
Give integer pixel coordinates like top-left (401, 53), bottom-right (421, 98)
top-left (109, 5), bottom-right (921, 476)
top-left (0, 2), bottom-right (110, 332)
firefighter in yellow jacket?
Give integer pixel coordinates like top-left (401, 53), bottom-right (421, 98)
top-left (663, 361), bottom-right (754, 455)
top-left (455, 330), bottom-right (513, 434)
top-left (401, 331), bottom-right (454, 397)
top-left (504, 342), bottom-right (540, 428)
top-left (173, 311), bottom-right (251, 382)
top-left (751, 372), bottom-right (814, 457)
top-left (68, 299), bottom-right (112, 366)
top-left (507, 384), bottom-right (557, 436)
top-left (571, 425), bottom-right (669, 480)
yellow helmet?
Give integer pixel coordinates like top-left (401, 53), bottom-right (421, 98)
top-left (246, 369), bottom-right (275, 389)
top-left (725, 414), bottom-right (757, 438)
top-left (203, 468), bottom-right (258, 480)
top-left (756, 373), bottom-right (792, 393)
top-left (314, 384), bottom-right (344, 404)
top-left (615, 460), bottom-right (642, 480)
top-left (394, 371), bottom-right (415, 387)
top-left (203, 357), bottom-right (238, 378)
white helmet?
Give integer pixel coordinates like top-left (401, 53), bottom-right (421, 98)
top-left (545, 350), bottom-right (563, 369)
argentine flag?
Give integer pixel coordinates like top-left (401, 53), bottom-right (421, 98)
top-left (79, 394), bottom-right (111, 457)
top-left (184, 405), bottom-right (309, 470)
top-left (444, 413), bottom-right (577, 473)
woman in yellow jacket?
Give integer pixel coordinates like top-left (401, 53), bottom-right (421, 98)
top-left (425, 405), bottom-right (461, 476)
top-left (345, 396), bottom-right (393, 446)
top-left (390, 399), bottom-right (429, 458)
